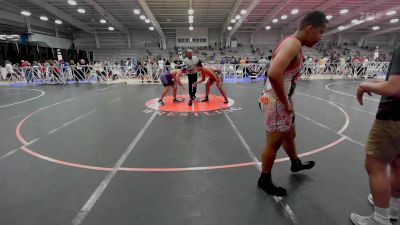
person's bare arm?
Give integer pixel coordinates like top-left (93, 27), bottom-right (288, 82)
top-left (194, 71), bottom-right (206, 86)
top-left (268, 38), bottom-right (301, 112)
top-left (175, 71), bottom-right (186, 90)
top-left (357, 76), bottom-right (400, 105)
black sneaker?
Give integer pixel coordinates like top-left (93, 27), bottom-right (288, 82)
top-left (173, 99), bottom-right (182, 103)
top-left (291, 160), bottom-right (315, 173)
top-left (223, 98), bottom-right (228, 104)
top-left (201, 97), bottom-right (209, 102)
top-left (188, 99), bottom-right (192, 106)
top-left (257, 178), bottom-right (287, 196)
top-left (158, 99), bottom-right (164, 105)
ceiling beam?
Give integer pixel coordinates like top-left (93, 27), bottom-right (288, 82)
top-left (0, 9), bottom-right (69, 33)
top-left (83, 0), bottom-right (129, 34)
top-left (252, 0), bottom-right (294, 34)
top-left (363, 26), bottom-right (400, 38)
top-left (27, 0), bottom-right (96, 34)
top-left (221, 0), bottom-right (242, 33)
top-left (137, 0), bottom-right (165, 38)
top-left (226, 0), bottom-right (261, 39)
top-left (325, 0), bottom-right (390, 31)
top-left (281, 0), bottom-right (344, 33)
top-left (324, 4), bottom-right (400, 36)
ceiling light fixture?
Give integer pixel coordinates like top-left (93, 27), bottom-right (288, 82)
top-left (67, 0), bottom-right (77, 6)
top-left (291, 9), bottom-right (299, 15)
top-left (390, 18), bottom-right (399, 23)
top-left (386, 11), bottom-right (396, 16)
top-left (21, 11), bottom-right (31, 16)
top-left (367, 16), bottom-right (375, 21)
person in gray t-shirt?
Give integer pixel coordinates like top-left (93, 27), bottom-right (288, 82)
top-left (183, 49), bottom-right (199, 106)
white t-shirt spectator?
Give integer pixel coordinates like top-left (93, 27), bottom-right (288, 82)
top-left (5, 63), bottom-right (14, 74)
top-left (157, 59), bottom-right (164, 69)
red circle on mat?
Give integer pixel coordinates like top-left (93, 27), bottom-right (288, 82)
top-left (145, 94), bottom-right (235, 112)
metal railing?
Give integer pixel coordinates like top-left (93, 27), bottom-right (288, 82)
top-left (0, 61), bottom-right (390, 84)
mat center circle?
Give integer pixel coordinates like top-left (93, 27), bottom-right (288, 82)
top-left (145, 94), bottom-right (235, 112)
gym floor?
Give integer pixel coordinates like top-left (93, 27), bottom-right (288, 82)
top-left (0, 80), bottom-right (394, 225)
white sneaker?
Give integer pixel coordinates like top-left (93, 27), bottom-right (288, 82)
top-left (368, 194), bottom-right (399, 220)
top-left (350, 213), bottom-right (391, 225)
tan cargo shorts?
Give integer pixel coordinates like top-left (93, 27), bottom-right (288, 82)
top-left (365, 120), bottom-right (400, 162)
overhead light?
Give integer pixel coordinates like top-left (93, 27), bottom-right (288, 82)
top-left (188, 8), bottom-right (194, 15)
top-left (133, 9), bottom-right (140, 15)
top-left (188, 15), bottom-right (194, 20)
top-left (240, 9), bottom-right (247, 15)
top-left (265, 26), bottom-right (271, 30)
top-left (67, 0), bottom-right (77, 6)
top-left (235, 14), bottom-right (241, 20)
top-left (326, 15), bottom-right (333, 20)
top-left (386, 11), bottom-right (396, 16)
top-left (372, 26), bottom-right (380, 30)
top-left (149, 26), bottom-right (154, 31)
top-left (338, 26), bottom-right (346, 30)
top-left (108, 26), bottom-right (114, 31)
top-left (231, 19), bottom-right (236, 23)
top-left (40, 16), bottom-right (48, 21)
top-left (281, 15), bottom-right (288, 20)
top-left (140, 15), bottom-right (146, 20)
top-left (77, 8), bottom-right (85, 14)
top-left (21, 11), bottom-right (31, 16)
top-left (367, 16), bottom-right (375, 21)
top-left (227, 26), bottom-right (232, 30)
top-left (272, 18), bottom-right (278, 23)
top-left (100, 19), bottom-right (106, 24)
top-left (55, 20), bottom-right (62, 25)
top-left (189, 19), bottom-right (194, 23)
top-left (390, 18), bottom-right (399, 23)
top-left (340, 9), bottom-right (349, 14)
top-left (189, 26), bottom-right (194, 31)
top-left (145, 19), bottom-right (150, 23)
top-left (351, 19), bottom-right (361, 24)
top-left (291, 9), bottom-right (299, 15)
